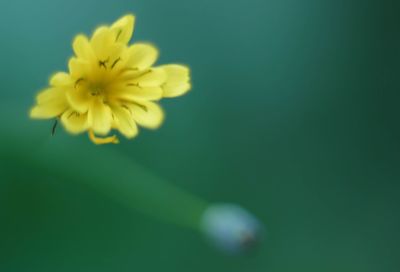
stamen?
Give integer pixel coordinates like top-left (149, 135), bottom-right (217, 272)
top-left (118, 67), bottom-right (138, 76)
top-left (75, 78), bottom-right (85, 89)
top-left (124, 70), bottom-right (152, 87)
top-left (126, 67), bottom-right (139, 71)
top-left (99, 58), bottom-right (110, 69)
top-left (132, 102), bottom-right (148, 112)
top-left (138, 69), bottom-right (152, 77)
top-left (122, 104), bottom-right (132, 115)
top-left (115, 29), bottom-right (122, 42)
top-left (111, 57), bottom-right (121, 69)
top-left (88, 130), bottom-right (119, 145)
top-left (51, 119), bottom-right (58, 136)
top-left (126, 82), bottom-right (142, 88)
top-left (68, 111), bottom-right (80, 119)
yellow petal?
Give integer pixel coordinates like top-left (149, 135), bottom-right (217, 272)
top-left (129, 68), bottom-right (167, 87)
top-left (50, 72), bottom-right (73, 87)
top-left (112, 106), bottom-right (138, 138)
top-left (125, 43), bottom-right (158, 70)
top-left (111, 14), bottom-right (135, 44)
top-left (30, 102), bottom-right (68, 119)
top-left (103, 43), bottom-right (126, 69)
top-left (160, 64), bottom-right (191, 97)
top-left (68, 58), bottom-right (91, 79)
top-left (90, 26), bottom-right (115, 60)
top-left (61, 109), bottom-right (88, 134)
top-left (32, 87), bottom-right (68, 118)
top-left (73, 34), bottom-right (95, 61)
top-left (126, 100), bottom-right (164, 129)
top-left (87, 98), bottom-right (113, 135)
top-left (115, 86), bottom-right (163, 101)
top-left (66, 88), bottom-right (91, 114)
top-left (92, 25), bottom-right (108, 39)
top-left (35, 87), bottom-right (66, 104)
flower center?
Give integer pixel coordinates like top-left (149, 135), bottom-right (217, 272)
top-left (90, 84), bottom-right (105, 96)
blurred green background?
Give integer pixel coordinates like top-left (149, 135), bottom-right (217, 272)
top-left (0, 0), bottom-right (399, 271)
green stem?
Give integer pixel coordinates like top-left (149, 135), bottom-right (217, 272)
top-left (1, 105), bottom-right (208, 230)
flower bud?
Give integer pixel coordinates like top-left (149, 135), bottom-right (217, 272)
top-left (201, 204), bottom-right (263, 254)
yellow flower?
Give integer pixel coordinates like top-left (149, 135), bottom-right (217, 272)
top-left (30, 14), bottom-right (191, 144)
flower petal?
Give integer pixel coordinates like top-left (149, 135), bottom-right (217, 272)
top-left (35, 87), bottom-right (66, 104)
top-left (32, 87), bottom-right (68, 118)
top-left (160, 64), bottom-right (191, 97)
top-left (111, 14), bottom-right (135, 44)
top-left (126, 100), bottom-right (164, 129)
top-left (125, 43), bottom-right (159, 70)
top-left (68, 58), bottom-right (91, 79)
top-left (129, 68), bottom-right (167, 87)
top-left (112, 106), bottom-right (138, 138)
top-left (61, 109), bottom-right (88, 134)
top-left (30, 98), bottom-right (68, 119)
top-left (114, 86), bottom-right (163, 101)
top-left (90, 27), bottom-right (115, 60)
top-left (87, 98), bottom-right (113, 135)
top-left (73, 34), bottom-right (95, 61)
top-left (66, 88), bottom-right (91, 114)
top-left (50, 72), bottom-right (73, 87)
top-left (30, 105), bottom-right (66, 119)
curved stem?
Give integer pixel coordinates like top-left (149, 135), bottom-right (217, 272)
top-left (1, 104), bottom-right (208, 230)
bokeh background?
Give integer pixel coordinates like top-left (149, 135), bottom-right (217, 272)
top-left (0, 0), bottom-right (399, 271)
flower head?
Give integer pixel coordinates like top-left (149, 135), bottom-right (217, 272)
top-left (30, 14), bottom-right (191, 144)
